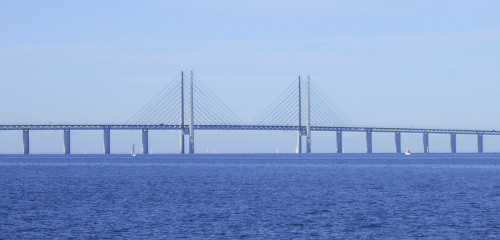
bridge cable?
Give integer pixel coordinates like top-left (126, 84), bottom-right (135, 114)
top-left (194, 87), bottom-right (233, 125)
top-left (192, 75), bottom-right (243, 125)
top-left (195, 77), bottom-right (243, 124)
top-left (258, 91), bottom-right (297, 126)
top-left (142, 87), bottom-right (180, 124)
top-left (127, 74), bottom-right (181, 124)
top-left (253, 81), bottom-right (298, 126)
top-left (252, 81), bottom-right (296, 124)
top-left (311, 96), bottom-right (347, 126)
top-left (311, 81), bottom-right (355, 126)
top-left (193, 87), bottom-right (229, 125)
top-left (194, 86), bottom-right (235, 125)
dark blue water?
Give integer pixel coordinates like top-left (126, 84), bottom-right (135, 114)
top-left (0, 154), bottom-right (499, 239)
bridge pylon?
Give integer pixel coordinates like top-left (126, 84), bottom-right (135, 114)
top-left (178, 71), bottom-right (195, 154)
top-left (297, 76), bottom-right (302, 154)
top-left (296, 76), bottom-right (312, 154)
top-left (179, 71), bottom-right (186, 154)
top-left (306, 76), bottom-right (312, 154)
top-left (188, 71), bottom-right (195, 154)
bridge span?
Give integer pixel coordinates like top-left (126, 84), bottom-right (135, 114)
top-left (1, 124), bottom-right (497, 154)
top-left (2, 71), bottom-right (496, 154)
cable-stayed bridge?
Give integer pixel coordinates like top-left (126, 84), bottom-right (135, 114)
top-left (2, 71), bottom-right (499, 154)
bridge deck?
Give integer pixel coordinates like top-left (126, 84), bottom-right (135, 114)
top-left (0, 125), bottom-right (498, 135)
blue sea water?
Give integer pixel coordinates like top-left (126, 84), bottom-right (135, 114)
top-left (0, 154), bottom-right (499, 239)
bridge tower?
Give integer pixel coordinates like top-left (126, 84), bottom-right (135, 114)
top-left (296, 76), bottom-right (312, 154)
top-left (297, 76), bottom-right (302, 154)
top-left (306, 76), bottom-right (312, 154)
top-left (188, 71), bottom-right (195, 154)
top-left (180, 71), bottom-right (186, 154)
top-left (177, 71), bottom-right (195, 154)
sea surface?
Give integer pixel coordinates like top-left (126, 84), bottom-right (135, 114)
top-left (0, 154), bottom-right (499, 239)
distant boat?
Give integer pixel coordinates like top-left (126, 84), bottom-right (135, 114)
top-left (405, 149), bottom-right (412, 156)
top-left (131, 144), bottom-right (137, 157)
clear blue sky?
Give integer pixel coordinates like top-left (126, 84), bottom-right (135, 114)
top-left (1, 1), bottom-right (499, 153)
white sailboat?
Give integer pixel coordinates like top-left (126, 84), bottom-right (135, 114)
top-left (405, 149), bottom-right (412, 156)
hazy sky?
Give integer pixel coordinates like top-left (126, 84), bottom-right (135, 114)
top-left (1, 1), bottom-right (499, 153)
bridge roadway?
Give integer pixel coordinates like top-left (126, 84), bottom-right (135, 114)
top-left (0, 124), bottom-right (499, 135)
top-left (1, 124), bottom-right (496, 154)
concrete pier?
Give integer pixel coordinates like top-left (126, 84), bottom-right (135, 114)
top-left (336, 131), bottom-right (343, 153)
top-left (478, 134), bottom-right (484, 153)
top-left (188, 130), bottom-right (194, 154)
top-left (306, 132), bottom-right (311, 154)
top-left (142, 129), bottom-right (149, 154)
top-left (103, 128), bottom-right (111, 154)
top-left (423, 133), bottom-right (429, 153)
top-left (180, 131), bottom-right (185, 154)
top-left (451, 134), bottom-right (457, 153)
top-left (23, 129), bottom-right (29, 154)
top-left (297, 133), bottom-right (302, 154)
top-left (366, 131), bottom-right (373, 153)
top-left (63, 129), bottom-right (70, 154)
top-left (395, 132), bottom-right (402, 154)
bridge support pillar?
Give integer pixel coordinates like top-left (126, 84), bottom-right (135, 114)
top-left (180, 131), bottom-right (186, 154)
top-left (477, 134), bottom-right (484, 153)
top-left (423, 133), bottom-right (429, 153)
top-left (450, 134), bottom-right (457, 153)
top-left (142, 129), bottom-right (149, 154)
top-left (23, 129), bottom-right (29, 154)
top-left (306, 133), bottom-right (311, 154)
top-left (395, 132), bottom-right (401, 154)
top-left (336, 131), bottom-right (343, 153)
top-left (189, 131), bottom-right (194, 154)
top-left (103, 128), bottom-right (110, 154)
top-left (366, 131), bottom-right (372, 153)
top-left (297, 132), bottom-right (302, 154)
top-left (63, 129), bottom-right (70, 154)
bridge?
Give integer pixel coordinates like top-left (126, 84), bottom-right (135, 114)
top-left (2, 71), bottom-right (498, 154)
